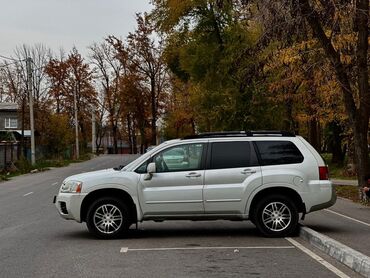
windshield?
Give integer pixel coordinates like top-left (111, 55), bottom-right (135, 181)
top-left (121, 140), bottom-right (177, 171)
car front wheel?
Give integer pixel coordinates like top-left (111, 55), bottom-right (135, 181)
top-left (86, 197), bottom-right (130, 239)
top-left (254, 195), bottom-right (299, 237)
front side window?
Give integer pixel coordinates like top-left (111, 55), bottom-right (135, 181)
top-left (153, 144), bottom-right (204, 173)
top-left (210, 141), bottom-right (257, 169)
top-left (255, 141), bottom-right (304, 166)
top-left (4, 118), bottom-right (17, 129)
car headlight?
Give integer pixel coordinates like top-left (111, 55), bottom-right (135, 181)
top-left (60, 180), bottom-right (83, 193)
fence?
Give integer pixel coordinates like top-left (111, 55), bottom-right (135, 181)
top-left (0, 142), bottom-right (20, 169)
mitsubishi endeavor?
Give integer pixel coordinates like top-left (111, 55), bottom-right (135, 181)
top-left (54, 131), bottom-right (336, 239)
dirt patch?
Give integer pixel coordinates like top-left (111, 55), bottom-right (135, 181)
top-left (335, 185), bottom-right (369, 206)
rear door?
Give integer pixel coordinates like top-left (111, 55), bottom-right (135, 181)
top-left (203, 141), bottom-right (262, 214)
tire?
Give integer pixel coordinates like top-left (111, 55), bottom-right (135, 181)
top-left (254, 195), bottom-right (299, 237)
top-left (86, 197), bottom-right (130, 239)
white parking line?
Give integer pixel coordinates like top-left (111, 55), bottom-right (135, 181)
top-left (120, 246), bottom-right (295, 253)
top-left (286, 238), bottom-right (350, 278)
top-left (23, 192), bottom-right (34, 197)
top-left (51, 182), bottom-right (58, 186)
top-left (325, 209), bottom-right (370, 228)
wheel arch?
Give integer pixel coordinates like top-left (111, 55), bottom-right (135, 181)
top-left (248, 186), bottom-right (306, 220)
top-left (80, 188), bottom-right (138, 224)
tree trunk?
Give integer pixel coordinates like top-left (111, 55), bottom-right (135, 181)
top-left (353, 115), bottom-right (369, 186)
top-left (150, 77), bottom-right (157, 145)
top-left (127, 115), bottom-right (133, 154)
top-left (329, 122), bottom-right (345, 164)
top-left (308, 118), bottom-right (319, 151)
top-left (297, 0), bottom-right (370, 187)
top-left (354, 0), bottom-right (370, 187)
top-left (112, 124), bottom-right (118, 154)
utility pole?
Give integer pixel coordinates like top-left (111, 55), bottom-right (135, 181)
top-left (74, 83), bottom-right (79, 159)
top-left (91, 106), bottom-right (96, 154)
top-left (26, 57), bottom-right (36, 165)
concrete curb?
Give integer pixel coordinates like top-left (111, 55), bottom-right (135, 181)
top-left (300, 226), bottom-right (370, 277)
top-left (332, 179), bottom-right (358, 186)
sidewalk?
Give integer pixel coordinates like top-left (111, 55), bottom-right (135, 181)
top-left (331, 179), bottom-right (358, 186)
top-left (302, 197), bottom-right (370, 257)
top-left (301, 197), bottom-right (370, 276)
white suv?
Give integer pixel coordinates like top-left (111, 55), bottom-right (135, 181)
top-left (54, 131), bottom-right (336, 239)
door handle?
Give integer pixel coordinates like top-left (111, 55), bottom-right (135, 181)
top-left (241, 169), bottom-right (257, 175)
top-left (186, 172), bottom-right (201, 178)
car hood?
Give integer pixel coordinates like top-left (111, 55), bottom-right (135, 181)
top-left (64, 168), bottom-right (118, 183)
top-left (62, 168), bottom-right (139, 192)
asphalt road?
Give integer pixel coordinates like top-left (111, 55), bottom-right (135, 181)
top-left (0, 155), bottom-right (361, 278)
top-left (303, 197), bottom-right (370, 257)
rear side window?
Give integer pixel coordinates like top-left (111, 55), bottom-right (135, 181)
top-left (255, 141), bottom-right (304, 166)
top-left (210, 142), bottom-right (258, 169)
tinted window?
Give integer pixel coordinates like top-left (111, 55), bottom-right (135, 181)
top-left (135, 161), bottom-right (149, 174)
top-left (210, 142), bottom-right (256, 169)
top-left (255, 141), bottom-right (304, 166)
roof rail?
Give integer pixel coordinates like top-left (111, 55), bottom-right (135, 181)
top-left (246, 130), bottom-right (295, 137)
top-left (182, 130), bottom-right (295, 139)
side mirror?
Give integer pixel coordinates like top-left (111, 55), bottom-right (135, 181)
top-left (144, 162), bottom-right (156, 180)
top-left (147, 162), bottom-right (156, 174)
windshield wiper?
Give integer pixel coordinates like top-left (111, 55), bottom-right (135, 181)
top-left (113, 165), bottom-right (125, 171)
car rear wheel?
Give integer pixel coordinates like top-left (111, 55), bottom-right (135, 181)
top-left (86, 197), bottom-right (130, 239)
top-left (254, 195), bottom-right (298, 237)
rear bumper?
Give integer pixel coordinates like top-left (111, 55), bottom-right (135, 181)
top-left (306, 181), bottom-right (337, 213)
top-left (54, 193), bottom-right (87, 222)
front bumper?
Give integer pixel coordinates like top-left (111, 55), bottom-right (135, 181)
top-left (54, 193), bottom-right (87, 222)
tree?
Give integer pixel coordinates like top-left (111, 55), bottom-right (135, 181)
top-left (44, 54), bottom-right (69, 114)
top-left (293, 0), bottom-right (370, 187)
top-left (126, 14), bottom-right (169, 145)
top-left (66, 48), bottom-right (97, 151)
top-left (151, 0), bottom-right (266, 132)
top-left (89, 41), bottom-right (126, 154)
top-left (265, 39), bottom-right (347, 153)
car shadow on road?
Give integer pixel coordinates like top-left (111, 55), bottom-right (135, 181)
top-left (59, 222), bottom-right (264, 240)
top-left (304, 224), bottom-right (342, 233)
top-left (125, 226), bottom-right (260, 239)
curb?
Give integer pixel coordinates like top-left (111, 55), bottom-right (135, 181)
top-left (300, 226), bottom-right (370, 277)
top-left (332, 180), bottom-right (358, 186)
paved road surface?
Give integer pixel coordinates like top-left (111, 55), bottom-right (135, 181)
top-left (302, 197), bottom-right (370, 257)
top-left (0, 155), bottom-right (360, 278)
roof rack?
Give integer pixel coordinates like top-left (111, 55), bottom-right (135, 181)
top-left (182, 130), bottom-right (295, 139)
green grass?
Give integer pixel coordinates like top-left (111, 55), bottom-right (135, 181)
top-left (0, 154), bottom-right (92, 181)
top-left (335, 185), bottom-right (369, 206)
top-left (321, 153), bottom-right (357, 180)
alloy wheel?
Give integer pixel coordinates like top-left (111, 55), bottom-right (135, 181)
top-left (93, 204), bottom-right (123, 234)
top-left (262, 202), bottom-right (292, 232)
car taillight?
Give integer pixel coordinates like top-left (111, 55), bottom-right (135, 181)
top-left (319, 166), bottom-right (329, 180)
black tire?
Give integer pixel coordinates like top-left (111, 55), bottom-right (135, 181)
top-left (86, 197), bottom-right (130, 239)
top-left (254, 194), bottom-right (299, 237)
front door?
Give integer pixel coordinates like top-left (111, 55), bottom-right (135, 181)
top-left (139, 143), bottom-right (205, 216)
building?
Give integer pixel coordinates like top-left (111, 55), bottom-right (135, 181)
top-left (0, 103), bottom-right (29, 169)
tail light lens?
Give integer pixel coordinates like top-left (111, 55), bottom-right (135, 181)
top-left (319, 166), bottom-right (329, 180)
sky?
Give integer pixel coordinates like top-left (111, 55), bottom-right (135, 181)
top-left (0, 0), bottom-right (153, 58)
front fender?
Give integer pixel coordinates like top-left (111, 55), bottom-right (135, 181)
top-left (84, 183), bottom-right (143, 221)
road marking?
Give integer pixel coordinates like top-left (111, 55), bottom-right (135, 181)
top-left (120, 246), bottom-right (295, 253)
top-left (23, 192), bottom-right (34, 197)
top-left (51, 182), bottom-right (58, 186)
top-left (325, 209), bottom-right (370, 228)
top-left (286, 238), bottom-right (350, 278)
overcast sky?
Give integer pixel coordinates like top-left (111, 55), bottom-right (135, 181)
top-left (0, 0), bottom-right (153, 58)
